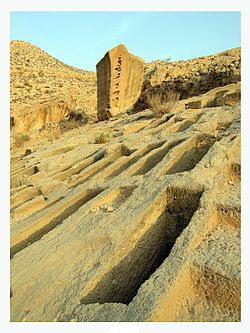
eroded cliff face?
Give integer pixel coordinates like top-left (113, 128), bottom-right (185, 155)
top-left (11, 95), bottom-right (77, 135)
top-left (96, 44), bottom-right (144, 120)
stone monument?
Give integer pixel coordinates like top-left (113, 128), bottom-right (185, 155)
top-left (96, 44), bottom-right (144, 120)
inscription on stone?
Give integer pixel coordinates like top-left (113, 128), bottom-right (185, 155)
top-left (96, 44), bottom-right (144, 120)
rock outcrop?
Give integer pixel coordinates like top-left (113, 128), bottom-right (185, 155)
top-left (10, 94), bottom-right (77, 135)
top-left (10, 45), bottom-right (241, 322)
top-left (10, 82), bottom-right (241, 322)
top-left (133, 48), bottom-right (241, 112)
top-left (96, 44), bottom-right (144, 120)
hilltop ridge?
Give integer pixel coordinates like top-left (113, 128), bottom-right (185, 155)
top-left (10, 40), bottom-right (97, 116)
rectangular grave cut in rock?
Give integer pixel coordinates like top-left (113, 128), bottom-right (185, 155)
top-left (80, 188), bottom-right (202, 305)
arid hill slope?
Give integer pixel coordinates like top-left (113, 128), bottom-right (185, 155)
top-left (10, 42), bottom-right (240, 134)
top-left (10, 41), bottom-right (97, 131)
top-left (10, 43), bottom-right (241, 322)
top-left (133, 47), bottom-right (240, 111)
top-left (144, 47), bottom-right (240, 90)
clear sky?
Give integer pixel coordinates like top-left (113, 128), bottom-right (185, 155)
top-left (10, 11), bottom-right (240, 71)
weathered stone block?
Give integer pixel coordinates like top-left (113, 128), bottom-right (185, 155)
top-left (96, 44), bottom-right (144, 121)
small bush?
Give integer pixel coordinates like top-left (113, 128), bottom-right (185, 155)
top-left (63, 119), bottom-right (78, 131)
top-left (94, 133), bottom-right (109, 144)
top-left (69, 110), bottom-right (88, 124)
top-left (147, 90), bottom-right (180, 117)
top-left (59, 110), bottom-right (88, 133)
top-left (59, 119), bottom-right (79, 133)
top-left (14, 134), bottom-right (30, 148)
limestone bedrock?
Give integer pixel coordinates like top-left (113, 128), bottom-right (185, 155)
top-left (96, 44), bottom-right (144, 121)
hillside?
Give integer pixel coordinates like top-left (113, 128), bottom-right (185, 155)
top-left (144, 47), bottom-right (240, 89)
top-left (10, 43), bottom-right (241, 322)
top-left (134, 47), bottom-right (241, 111)
top-left (10, 40), bottom-right (97, 130)
top-left (10, 42), bottom-right (240, 135)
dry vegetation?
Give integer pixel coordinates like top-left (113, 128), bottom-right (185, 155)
top-left (13, 133), bottom-right (30, 148)
top-left (147, 90), bottom-right (180, 117)
top-left (10, 40), bottom-right (97, 120)
top-left (94, 132), bottom-right (110, 144)
top-left (59, 119), bottom-right (82, 133)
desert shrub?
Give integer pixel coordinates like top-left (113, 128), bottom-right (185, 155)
top-left (94, 132), bottom-right (109, 144)
top-left (59, 110), bottom-right (89, 133)
top-left (61, 119), bottom-right (78, 131)
top-left (14, 134), bottom-right (30, 148)
top-left (147, 90), bottom-right (180, 117)
top-left (69, 110), bottom-right (88, 124)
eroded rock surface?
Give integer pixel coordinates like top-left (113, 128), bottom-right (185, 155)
top-left (10, 45), bottom-right (241, 322)
top-left (10, 84), bottom-right (240, 322)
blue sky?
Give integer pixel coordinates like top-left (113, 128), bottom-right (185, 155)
top-left (10, 12), bottom-right (240, 71)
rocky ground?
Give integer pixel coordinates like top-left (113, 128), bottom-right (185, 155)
top-left (134, 47), bottom-right (240, 111)
top-left (10, 43), bottom-right (241, 322)
top-left (144, 47), bottom-right (240, 92)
